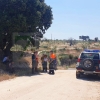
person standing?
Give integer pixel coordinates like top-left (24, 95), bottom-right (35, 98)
top-left (41, 54), bottom-right (45, 71)
top-left (49, 51), bottom-right (56, 74)
top-left (35, 51), bottom-right (39, 72)
top-left (32, 51), bottom-right (38, 74)
top-left (41, 54), bottom-right (48, 72)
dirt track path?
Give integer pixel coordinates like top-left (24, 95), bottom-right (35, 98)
top-left (0, 70), bottom-right (100, 100)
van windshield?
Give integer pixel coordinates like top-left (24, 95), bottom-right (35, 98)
top-left (80, 53), bottom-right (99, 59)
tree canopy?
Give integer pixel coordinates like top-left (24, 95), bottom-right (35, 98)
top-left (0, 0), bottom-right (53, 56)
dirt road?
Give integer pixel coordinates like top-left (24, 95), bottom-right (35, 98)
top-left (0, 70), bottom-right (100, 100)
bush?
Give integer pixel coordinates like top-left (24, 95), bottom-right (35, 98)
top-left (75, 47), bottom-right (81, 52)
top-left (74, 56), bottom-right (78, 59)
top-left (58, 54), bottom-right (69, 58)
top-left (42, 46), bottom-right (48, 49)
top-left (58, 48), bottom-right (66, 52)
top-left (69, 54), bottom-right (73, 59)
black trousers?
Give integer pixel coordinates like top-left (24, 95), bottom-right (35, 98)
top-left (42, 61), bottom-right (47, 72)
top-left (9, 67), bottom-right (15, 74)
top-left (32, 60), bottom-right (38, 74)
top-left (49, 63), bottom-right (55, 74)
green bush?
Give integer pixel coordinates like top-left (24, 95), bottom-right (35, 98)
top-left (69, 54), bottom-right (73, 59)
top-left (58, 54), bottom-right (69, 58)
top-left (42, 46), bottom-right (48, 49)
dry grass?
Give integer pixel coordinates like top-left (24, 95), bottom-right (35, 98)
top-left (69, 63), bottom-right (76, 68)
top-left (0, 74), bottom-right (15, 82)
top-left (1, 42), bottom-right (100, 82)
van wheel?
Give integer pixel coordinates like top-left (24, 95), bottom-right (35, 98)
top-left (76, 72), bottom-right (80, 79)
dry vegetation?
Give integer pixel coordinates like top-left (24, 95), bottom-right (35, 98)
top-left (0, 74), bottom-right (15, 82)
top-left (0, 40), bottom-right (100, 81)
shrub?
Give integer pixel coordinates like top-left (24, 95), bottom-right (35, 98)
top-left (74, 56), bottom-right (78, 59)
top-left (75, 47), bottom-right (81, 52)
top-left (69, 54), bottom-right (73, 59)
top-left (42, 46), bottom-right (48, 49)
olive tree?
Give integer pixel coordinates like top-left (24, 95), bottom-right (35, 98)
top-left (0, 0), bottom-right (53, 56)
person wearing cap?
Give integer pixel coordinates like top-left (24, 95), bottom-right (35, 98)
top-left (49, 51), bottom-right (57, 74)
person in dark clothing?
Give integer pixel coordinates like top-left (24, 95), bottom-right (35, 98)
top-left (32, 51), bottom-right (38, 74)
top-left (41, 54), bottom-right (44, 71)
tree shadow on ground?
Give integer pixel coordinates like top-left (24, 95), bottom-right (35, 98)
top-left (0, 51), bottom-right (44, 77)
top-left (14, 68), bottom-right (43, 77)
top-left (11, 51), bottom-right (43, 77)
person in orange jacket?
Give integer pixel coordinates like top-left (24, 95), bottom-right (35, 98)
top-left (49, 51), bottom-right (57, 74)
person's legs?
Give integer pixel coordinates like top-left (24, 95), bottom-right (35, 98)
top-left (12, 68), bottom-right (15, 73)
top-left (49, 64), bottom-right (51, 74)
top-left (9, 68), bottom-right (14, 74)
top-left (35, 67), bottom-right (37, 72)
top-left (45, 62), bottom-right (47, 72)
top-left (42, 63), bottom-right (45, 72)
top-left (43, 62), bottom-right (47, 72)
top-left (45, 67), bottom-right (47, 72)
top-left (49, 70), bottom-right (51, 74)
top-left (52, 70), bottom-right (55, 74)
top-left (32, 60), bottom-right (36, 74)
top-left (42, 63), bottom-right (44, 72)
top-left (54, 63), bottom-right (57, 70)
top-left (51, 63), bottom-right (55, 74)
top-left (32, 67), bottom-right (34, 74)
top-left (49, 63), bottom-right (53, 74)
top-left (6, 63), bottom-right (10, 72)
top-left (35, 62), bottom-right (38, 73)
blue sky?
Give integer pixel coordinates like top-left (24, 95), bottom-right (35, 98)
top-left (44, 0), bottom-right (100, 40)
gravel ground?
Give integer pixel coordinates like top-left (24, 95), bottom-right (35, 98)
top-left (0, 70), bottom-right (100, 100)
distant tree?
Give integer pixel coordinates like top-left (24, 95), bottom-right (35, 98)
top-left (68, 38), bottom-right (76, 46)
top-left (0, 0), bottom-right (53, 56)
top-left (94, 37), bottom-right (98, 42)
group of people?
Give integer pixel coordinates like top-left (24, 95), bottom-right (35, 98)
top-left (32, 51), bottom-right (57, 74)
top-left (2, 51), bottom-right (57, 75)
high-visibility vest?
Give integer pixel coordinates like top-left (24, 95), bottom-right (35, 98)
top-left (50, 53), bottom-right (56, 59)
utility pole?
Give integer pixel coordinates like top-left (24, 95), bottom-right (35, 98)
top-left (51, 33), bottom-right (52, 40)
top-left (50, 34), bottom-right (52, 50)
